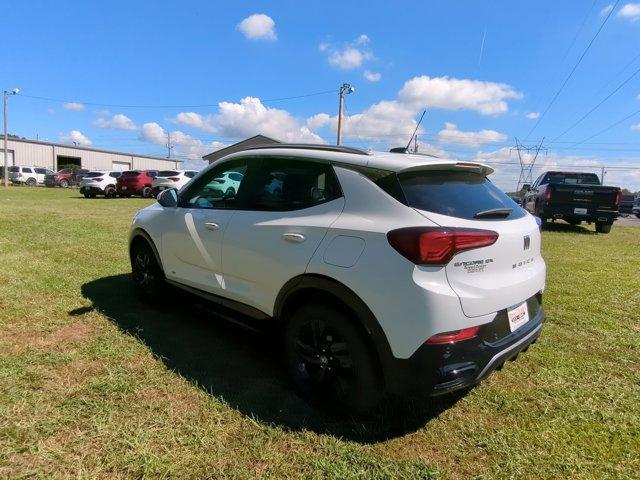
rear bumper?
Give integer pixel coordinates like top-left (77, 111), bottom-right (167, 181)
top-left (540, 204), bottom-right (617, 223)
top-left (80, 185), bottom-right (105, 194)
top-left (383, 293), bottom-right (544, 397)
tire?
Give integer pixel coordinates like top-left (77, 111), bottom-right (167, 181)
top-left (26, 177), bottom-right (37, 186)
top-left (225, 187), bottom-right (235, 197)
top-left (635, 213), bottom-right (640, 219)
top-left (142, 186), bottom-right (152, 198)
top-left (83, 192), bottom-right (90, 198)
top-left (284, 303), bottom-right (382, 414)
top-left (130, 239), bottom-right (165, 301)
top-left (595, 222), bottom-right (612, 234)
top-left (59, 179), bottom-right (69, 188)
top-left (104, 186), bottom-right (116, 198)
top-left (89, 193), bottom-right (96, 198)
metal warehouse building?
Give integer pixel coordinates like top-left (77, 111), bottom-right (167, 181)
top-left (2, 137), bottom-right (181, 172)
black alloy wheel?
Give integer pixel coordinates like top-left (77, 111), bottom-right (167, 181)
top-left (285, 304), bottom-right (381, 413)
top-left (131, 241), bottom-right (165, 300)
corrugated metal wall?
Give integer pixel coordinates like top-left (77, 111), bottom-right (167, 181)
top-left (3, 139), bottom-right (180, 171)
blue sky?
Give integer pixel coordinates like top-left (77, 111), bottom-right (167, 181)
top-left (3, 0), bottom-right (640, 190)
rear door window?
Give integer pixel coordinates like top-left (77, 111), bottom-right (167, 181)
top-left (247, 158), bottom-right (342, 211)
top-left (22, 167), bottom-right (33, 173)
top-left (35, 168), bottom-right (47, 174)
top-left (398, 170), bottom-right (525, 220)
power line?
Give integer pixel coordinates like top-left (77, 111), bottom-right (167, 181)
top-left (16, 89), bottom-right (337, 109)
top-left (525, 0), bottom-right (619, 140)
top-left (551, 61), bottom-right (640, 142)
top-left (570, 107), bottom-right (640, 146)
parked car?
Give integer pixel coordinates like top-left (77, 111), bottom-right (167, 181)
top-left (618, 194), bottom-right (635, 215)
top-left (129, 145), bottom-right (546, 412)
top-left (79, 171), bottom-right (122, 198)
top-left (44, 168), bottom-right (89, 188)
top-left (633, 197), bottom-right (640, 219)
top-left (8, 166), bottom-right (54, 185)
top-left (151, 170), bottom-right (198, 196)
top-left (522, 171), bottom-right (621, 233)
top-left (116, 170), bottom-right (158, 198)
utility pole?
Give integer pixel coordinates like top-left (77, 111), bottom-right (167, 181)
top-left (166, 133), bottom-right (173, 158)
top-left (336, 83), bottom-right (355, 145)
top-left (414, 134), bottom-right (418, 153)
top-left (3, 88), bottom-right (19, 188)
top-left (601, 166), bottom-right (606, 184)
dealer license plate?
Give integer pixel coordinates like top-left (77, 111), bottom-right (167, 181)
top-left (507, 302), bottom-right (530, 332)
top-left (121, 186), bottom-right (127, 190)
top-left (574, 207), bottom-right (587, 215)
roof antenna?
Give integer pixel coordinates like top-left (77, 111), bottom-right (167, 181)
top-left (390, 109), bottom-right (427, 153)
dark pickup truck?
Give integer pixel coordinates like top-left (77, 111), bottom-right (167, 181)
top-left (522, 171), bottom-right (621, 233)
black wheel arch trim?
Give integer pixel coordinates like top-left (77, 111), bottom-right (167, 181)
top-left (274, 274), bottom-right (396, 386)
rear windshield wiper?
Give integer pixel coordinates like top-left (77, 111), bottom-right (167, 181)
top-left (474, 207), bottom-right (513, 219)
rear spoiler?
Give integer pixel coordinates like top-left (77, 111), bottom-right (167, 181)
top-left (398, 161), bottom-right (494, 176)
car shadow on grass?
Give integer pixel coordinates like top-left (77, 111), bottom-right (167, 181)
top-left (81, 274), bottom-right (466, 443)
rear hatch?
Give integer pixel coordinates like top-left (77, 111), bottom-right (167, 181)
top-left (8, 166), bottom-right (20, 179)
top-left (398, 166), bottom-right (545, 318)
top-left (118, 171), bottom-right (141, 189)
top-left (549, 184), bottom-right (620, 213)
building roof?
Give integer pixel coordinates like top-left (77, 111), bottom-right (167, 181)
top-left (203, 134), bottom-right (280, 163)
top-left (205, 144), bottom-right (494, 176)
top-left (6, 137), bottom-right (182, 163)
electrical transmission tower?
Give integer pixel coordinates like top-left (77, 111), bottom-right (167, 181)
top-left (512, 137), bottom-right (546, 192)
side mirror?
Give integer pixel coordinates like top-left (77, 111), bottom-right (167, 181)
top-left (157, 188), bottom-right (178, 207)
top-left (522, 184), bottom-right (531, 192)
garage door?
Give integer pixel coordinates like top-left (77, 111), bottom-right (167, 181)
top-left (112, 161), bottom-right (130, 171)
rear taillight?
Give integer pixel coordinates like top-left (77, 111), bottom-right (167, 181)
top-left (387, 227), bottom-right (498, 265)
top-left (168, 177), bottom-right (180, 182)
top-left (426, 326), bottom-right (480, 344)
top-left (615, 190), bottom-right (622, 209)
top-left (544, 188), bottom-right (552, 203)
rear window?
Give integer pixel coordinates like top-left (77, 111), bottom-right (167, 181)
top-left (545, 172), bottom-right (600, 185)
top-left (397, 170), bottom-right (525, 220)
top-left (185, 171), bottom-right (197, 178)
top-left (9, 166), bottom-right (19, 172)
top-left (84, 172), bottom-right (104, 178)
top-left (158, 170), bottom-right (179, 177)
top-left (121, 171), bottom-right (140, 177)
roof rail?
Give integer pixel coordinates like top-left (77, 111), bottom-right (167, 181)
top-left (243, 143), bottom-right (370, 156)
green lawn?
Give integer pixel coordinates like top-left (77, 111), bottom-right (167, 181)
top-left (0, 186), bottom-right (638, 479)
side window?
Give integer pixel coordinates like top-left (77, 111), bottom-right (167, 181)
top-left (539, 173), bottom-right (550, 186)
top-left (35, 168), bottom-right (46, 174)
top-left (180, 159), bottom-right (249, 209)
top-left (109, 172), bottom-right (121, 178)
top-left (23, 167), bottom-right (33, 173)
top-left (185, 171), bottom-right (197, 178)
top-left (247, 158), bottom-right (341, 211)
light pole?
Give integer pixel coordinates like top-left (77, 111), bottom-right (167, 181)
top-left (336, 83), bottom-right (354, 146)
top-left (3, 88), bottom-right (19, 188)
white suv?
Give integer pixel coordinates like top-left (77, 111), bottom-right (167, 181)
top-left (9, 166), bottom-right (53, 185)
top-left (129, 145), bottom-right (546, 412)
top-left (152, 170), bottom-right (198, 196)
top-left (79, 171), bottom-right (122, 198)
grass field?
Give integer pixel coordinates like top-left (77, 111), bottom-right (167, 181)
top-left (1, 186), bottom-right (639, 479)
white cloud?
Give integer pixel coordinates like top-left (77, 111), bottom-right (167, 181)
top-left (306, 113), bottom-right (332, 131)
top-left (631, 123), bottom-right (640, 131)
top-left (329, 47), bottom-right (370, 70)
top-left (62, 102), bottom-right (84, 111)
top-left (322, 36), bottom-right (374, 70)
top-left (399, 75), bottom-right (522, 115)
top-left (237, 14), bottom-right (277, 41)
top-left (364, 70), bottom-right (382, 82)
top-left (94, 114), bottom-right (137, 131)
top-left (139, 122), bottom-right (228, 160)
top-left (172, 112), bottom-right (217, 133)
top-left (601, 3), bottom-right (614, 16)
top-left (437, 122), bottom-right (507, 147)
top-left (525, 111), bottom-right (540, 120)
top-left (59, 130), bottom-right (91, 146)
top-left (618, 3), bottom-right (640, 20)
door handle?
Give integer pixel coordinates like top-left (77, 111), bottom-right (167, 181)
top-left (204, 222), bottom-right (220, 231)
top-left (282, 233), bottom-right (305, 243)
